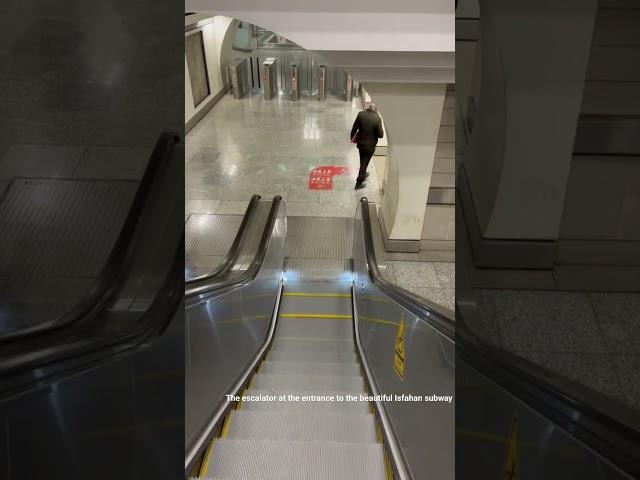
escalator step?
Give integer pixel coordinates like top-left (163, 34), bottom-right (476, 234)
top-left (279, 294), bottom-right (352, 316)
top-left (206, 438), bottom-right (386, 480)
top-left (274, 317), bottom-right (354, 339)
top-left (251, 373), bottom-right (365, 392)
top-left (225, 410), bottom-right (377, 444)
top-left (270, 337), bottom-right (355, 353)
top-left (240, 390), bottom-right (370, 414)
top-left (260, 360), bottom-right (361, 376)
top-left (267, 350), bottom-right (358, 363)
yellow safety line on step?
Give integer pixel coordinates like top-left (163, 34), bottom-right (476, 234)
top-left (284, 292), bottom-right (351, 298)
top-left (279, 313), bottom-right (352, 319)
top-left (277, 336), bottom-right (349, 341)
top-left (198, 438), bottom-right (215, 477)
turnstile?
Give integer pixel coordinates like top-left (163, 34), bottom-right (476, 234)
top-left (290, 62), bottom-right (300, 101)
top-left (262, 57), bottom-right (277, 100)
top-left (345, 71), bottom-right (353, 102)
top-left (318, 64), bottom-right (326, 101)
top-left (228, 58), bottom-right (249, 100)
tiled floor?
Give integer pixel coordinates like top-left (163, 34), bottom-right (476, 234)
top-left (185, 92), bottom-right (381, 218)
top-left (384, 261), bottom-right (455, 312)
top-left (473, 288), bottom-right (640, 409)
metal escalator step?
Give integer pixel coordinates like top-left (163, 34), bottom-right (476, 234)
top-left (267, 350), bottom-right (358, 363)
top-left (251, 373), bottom-right (365, 392)
top-left (260, 360), bottom-right (361, 376)
top-left (240, 390), bottom-right (370, 414)
top-left (274, 317), bottom-right (354, 339)
top-left (270, 337), bottom-right (355, 353)
top-left (279, 294), bottom-right (352, 316)
top-left (286, 216), bottom-right (353, 260)
top-left (207, 438), bottom-right (386, 480)
top-left (226, 410), bottom-right (377, 444)
top-left (185, 214), bottom-right (243, 257)
top-left (285, 258), bottom-right (352, 282)
top-left (0, 178), bottom-right (137, 277)
top-left (283, 281), bottom-right (351, 295)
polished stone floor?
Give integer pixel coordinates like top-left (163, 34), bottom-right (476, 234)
top-left (186, 92), bottom-right (381, 217)
top-left (384, 261), bottom-right (455, 312)
top-left (471, 288), bottom-right (640, 409)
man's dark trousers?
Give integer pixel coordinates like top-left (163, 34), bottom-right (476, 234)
top-left (356, 147), bottom-right (374, 184)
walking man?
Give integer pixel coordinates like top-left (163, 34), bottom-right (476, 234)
top-left (350, 103), bottom-right (384, 189)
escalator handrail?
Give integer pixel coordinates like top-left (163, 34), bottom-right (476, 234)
top-left (0, 236), bottom-right (184, 393)
top-left (360, 197), bottom-right (640, 475)
top-left (185, 194), bottom-right (261, 284)
top-left (456, 307), bottom-right (640, 476)
top-left (185, 196), bottom-right (282, 299)
top-left (0, 132), bottom-right (180, 344)
top-left (360, 197), bottom-right (455, 341)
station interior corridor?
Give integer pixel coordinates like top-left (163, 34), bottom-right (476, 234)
top-left (185, 58), bottom-right (454, 310)
top-left (186, 94), bottom-right (380, 218)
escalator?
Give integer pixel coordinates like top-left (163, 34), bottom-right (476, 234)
top-left (186, 196), bottom-right (640, 480)
top-left (185, 197), bottom-right (455, 479)
top-left (0, 133), bottom-right (185, 479)
top-left (205, 280), bottom-right (389, 479)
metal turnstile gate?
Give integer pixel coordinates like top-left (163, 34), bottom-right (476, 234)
top-left (345, 71), bottom-right (353, 102)
top-left (228, 58), bottom-right (249, 99)
top-left (290, 62), bottom-right (300, 101)
top-left (262, 57), bottom-right (277, 100)
top-left (318, 64), bottom-right (326, 101)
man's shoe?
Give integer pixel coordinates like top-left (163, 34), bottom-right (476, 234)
top-left (355, 182), bottom-right (365, 190)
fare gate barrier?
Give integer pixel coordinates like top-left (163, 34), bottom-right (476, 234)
top-left (290, 62), bottom-right (300, 101)
top-left (228, 58), bottom-right (249, 100)
top-left (262, 57), bottom-right (277, 100)
top-left (318, 64), bottom-right (326, 101)
top-left (345, 71), bottom-right (353, 102)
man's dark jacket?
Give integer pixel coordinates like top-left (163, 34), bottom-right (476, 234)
top-left (350, 110), bottom-right (383, 154)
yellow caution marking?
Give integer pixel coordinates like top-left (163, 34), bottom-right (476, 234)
top-left (360, 316), bottom-right (398, 327)
top-left (284, 292), bottom-right (351, 298)
top-left (504, 416), bottom-right (519, 480)
top-left (393, 314), bottom-right (405, 380)
top-left (220, 412), bottom-right (232, 438)
top-left (279, 313), bottom-right (352, 319)
top-left (384, 450), bottom-right (394, 480)
top-left (198, 438), bottom-right (215, 477)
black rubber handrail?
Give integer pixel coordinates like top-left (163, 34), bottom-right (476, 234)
top-left (0, 132), bottom-right (180, 343)
top-left (185, 196), bottom-right (282, 299)
top-left (186, 194), bottom-right (261, 284)
top-left (360, 197), bottom-right (455, 340)
top-left (0, 236), bottom-right (184, 384)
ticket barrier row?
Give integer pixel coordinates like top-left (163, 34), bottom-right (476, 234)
top-left (228, 57), bottom-right (355, 102)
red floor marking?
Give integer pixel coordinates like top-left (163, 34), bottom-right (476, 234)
top-left (308, 166), bottom-right (349, 190)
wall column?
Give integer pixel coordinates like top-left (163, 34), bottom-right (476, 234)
top-left (460, 0), bottom-right (598, 266)
top-left (365, 82), bottom-right (447, 248)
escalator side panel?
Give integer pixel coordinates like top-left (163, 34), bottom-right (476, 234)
top-left (185, 202), bottom-right (285, 455)
top-left (353, 202), bottom-right (455, 480)
top-left (1, 305), bottom-right (184, 479)
top-left (457, 357), bottom-right (634, 479)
